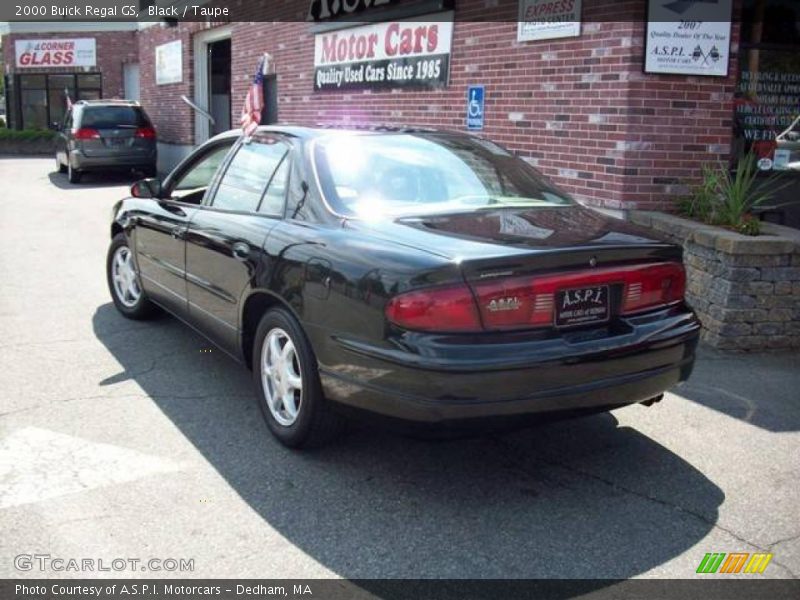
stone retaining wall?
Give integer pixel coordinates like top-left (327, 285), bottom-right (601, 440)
top-left (629, 212), bottom-right (800, 351)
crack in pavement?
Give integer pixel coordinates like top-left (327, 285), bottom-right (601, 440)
top-left (768, 531), bottom-right (800, 550)
top-left (488, 435), bottom-right (799, 579)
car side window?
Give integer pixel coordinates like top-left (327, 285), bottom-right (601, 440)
top-left (169, 143), bottom-right (233, 203)
top-left (259, 154), bottom-right (290, 215)
top-left (211, 138), bottom-right (289, 213)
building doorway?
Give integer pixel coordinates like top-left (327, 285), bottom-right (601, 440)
top-left (123, 63), bottom-right (140, 102)
top-left (193, 26), bottom-right (232, 144)
top-left (208, 39), bottom-right (231, 136)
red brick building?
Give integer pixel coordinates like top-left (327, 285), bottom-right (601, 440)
top-left (3, 0), bottom-right (799, 217)
top-left (1, 23), bottom-right (139, 128)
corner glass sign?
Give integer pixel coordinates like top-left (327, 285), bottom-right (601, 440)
top-left (644, 0), bottom-right (733, 77)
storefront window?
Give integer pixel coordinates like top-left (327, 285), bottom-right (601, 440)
top-left (734, 0), bottom-right (800, 171)
top-left (13, 73), bottom-right (102, 130)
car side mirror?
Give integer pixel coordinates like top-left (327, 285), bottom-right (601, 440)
top-left (131, 178), bottom-right (162, 199)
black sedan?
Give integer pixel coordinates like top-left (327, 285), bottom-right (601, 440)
top-left (107, 126), bottom-right (700, 448)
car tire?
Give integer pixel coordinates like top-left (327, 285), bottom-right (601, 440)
top-left (56, 155), bottom-right (67, 174)
top-left (67, 161), bottom-right (82, 184)
top-left (253, 308), bottom-right (346, 449)
top-left (106, 233), bottom-right (159, 320)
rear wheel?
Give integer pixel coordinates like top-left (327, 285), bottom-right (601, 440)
top-left (253, 308), bottom-right (346, 449)
top-left (67, 161), bottom-right (82, 184)
top-left (106, 233), bottom-right (158, 319)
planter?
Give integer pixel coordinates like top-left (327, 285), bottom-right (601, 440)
top-left (629, 211), bottom-right (800, 351)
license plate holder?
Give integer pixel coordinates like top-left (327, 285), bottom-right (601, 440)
top-left (555, 285), bottom-right (610, 327)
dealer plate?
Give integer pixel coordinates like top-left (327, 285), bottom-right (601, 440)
top-left (555, 285), bottom-right (610, 327)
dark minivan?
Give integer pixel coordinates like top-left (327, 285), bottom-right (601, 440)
top-left (55, 100), bottom-right (157, 183)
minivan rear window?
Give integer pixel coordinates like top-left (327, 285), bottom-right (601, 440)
top-left (80, 106), bottom-right (150, 129)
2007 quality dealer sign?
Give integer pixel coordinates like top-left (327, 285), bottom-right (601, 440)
top-left (313, 15), bottom-right (452, 91)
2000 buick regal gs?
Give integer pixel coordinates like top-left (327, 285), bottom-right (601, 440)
top-left (107, 127), bottom-right (700, 448)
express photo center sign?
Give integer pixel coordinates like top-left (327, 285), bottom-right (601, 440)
top-left (313, 15), bottom-right (453, 91)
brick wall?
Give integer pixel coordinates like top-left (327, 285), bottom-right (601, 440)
top-left (3, 30), bottom-right (138, 99)
top-left (137, 0), bottom-right (742, 211)
top-left (137, 23), bottom-right (202, 145)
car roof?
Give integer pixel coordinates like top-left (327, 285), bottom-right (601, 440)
top-left (75, 99), bottom-right (142, 108)
top-left (206, 124), bottom-right (459, 144)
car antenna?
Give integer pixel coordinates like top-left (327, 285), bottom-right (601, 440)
top-left (290, 181), bottom-right (309, 220)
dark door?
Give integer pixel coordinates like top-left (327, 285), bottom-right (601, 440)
top-left (135, 139), bottom-right (236, 316)
top-left (185, 134), bottom-right (292, 356)
top-left (208, 38), bottom-right (232, 136)
top-left (135, 201), bottom-right (197, 315)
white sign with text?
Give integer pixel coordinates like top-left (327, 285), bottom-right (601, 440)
top-left (15, 38), bottom-right (96, 68)
top-left (156, 40), bottom-right (183, 85)
top-left (645, 0), bottom-right (732, 76)
top-left (517, 0), bottom-right (582, 42)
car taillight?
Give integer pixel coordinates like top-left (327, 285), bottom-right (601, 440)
top-left (385, 262), bottom-right (686, 333)
top-left (384, 283), bottom-right (482, 333)
top-left (472, 262), bottom-right (686, 330)
top-left (73, 128), bottom-right (100, 140)
top-left (620, 262), bottom-right (686, 315)
top-left (135, 127), bottom-right (156, 139)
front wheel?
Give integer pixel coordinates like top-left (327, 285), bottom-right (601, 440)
top-left (106, 233), bottom-right (158, 319)
top-left (253, 308), bottom-right (346, 449)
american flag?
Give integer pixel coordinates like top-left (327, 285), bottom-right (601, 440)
top-left (240, 55), bottom-right (265, 136)
top-left (64, 87), bottom-right (72, 110)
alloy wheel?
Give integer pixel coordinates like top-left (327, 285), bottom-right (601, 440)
top-left (111, 246), bottom-right (142, 308)
top-left (261, 328), bottom-right (303, 427)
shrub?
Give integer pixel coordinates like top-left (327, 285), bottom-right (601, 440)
top-left (0, 128), bottom-right (58, 141)
top-left (679, 153), bottom-right (787, 236)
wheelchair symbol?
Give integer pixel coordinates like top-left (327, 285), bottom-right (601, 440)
top-left (468, 89), bottom-right (483, 118)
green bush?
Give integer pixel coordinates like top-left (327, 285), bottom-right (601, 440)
top-left (679, 153), bottom-right (787, 236)
top-left (0, 116), bottom-right (6, 128)
top-left (0, 128), bottom-right (58, 141)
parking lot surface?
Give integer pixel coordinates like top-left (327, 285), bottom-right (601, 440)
top-left (0, 157), bottom-right (798, 580)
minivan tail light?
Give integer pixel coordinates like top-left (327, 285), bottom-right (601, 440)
top-left (73, 127), bottom-right (100, 140)
top-left (385, 283), bottom-right (482, 333)
top-left (135, 127), bottom-right (156, 139)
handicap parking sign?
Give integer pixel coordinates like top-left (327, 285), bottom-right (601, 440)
top-left (466, 85), bottom-right (485, 130)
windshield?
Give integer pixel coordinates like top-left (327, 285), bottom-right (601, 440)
top-left (313, 133), bottom-right (573, 219)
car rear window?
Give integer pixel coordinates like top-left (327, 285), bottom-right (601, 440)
top-left (313, 133), bottom-right (574, 218)
top-left (80, 106), bottom-right (151, 129)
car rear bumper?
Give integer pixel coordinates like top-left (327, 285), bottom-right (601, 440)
top-left (71, 149), bottom-right (156, 170)
top-left (316, 306), bottom-right (701, 426)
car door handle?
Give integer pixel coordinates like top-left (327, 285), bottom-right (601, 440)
top-left (232, 242), bottom-right (250, 261)
top-left (171, 227), bottom-right (184, 240)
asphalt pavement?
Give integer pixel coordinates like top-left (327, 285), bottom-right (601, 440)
top-left (0, 157), bottom-right (798, 581)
